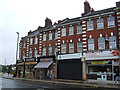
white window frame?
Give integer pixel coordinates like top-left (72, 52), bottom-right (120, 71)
top-left (69, 43), bottom-right (74, 53)
top-left (42, 47), bottom-right (46, 56)
top-left (34, 48), bottom-right (37, 57)
top-left (49, 32), bottom-right (52, 40)
top-left (29, 48), bottom-right (32, 58)
top-left (43, 33), bottom-right (46, 41)
top-left (48, 46), bottom-right (52, 56)
top-left (88, 38), bottom-right (94, 50)
top-left (23, 42), bottom-right (26, 48)
top-left (77, 41), bottom-right (82, 52)
top-left (97, 18), bottom-right (104, 29)
top-left (55, 31), bottom-right (58, 39)
top-left (107, 16), bottom-right (115, 27)
top-left (34, 36), bottom-right (38, 44)
top-left (87, 20), bottom-right (94, 31)
top-left (54, 46), bottom-right (58, 55)
top-left (69, 26), bottom-right (74, 35)
top-left (98, 37), bottom-right (105, 49)
top-left (62, 27), bottom-right (66, 36)
top-left (61, 43), bottom-right (66, 53)
top-left (22, 51), bottom-right (25, 59)
top-left (109, 36), bottom-right (117, 49)
top-left (30, 37), bottom-right (33, 45)
top-left (77, 25), bottom-right (82, 34)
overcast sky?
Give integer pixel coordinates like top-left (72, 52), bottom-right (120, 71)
top-left (0, 0), bottom-right (119, 65)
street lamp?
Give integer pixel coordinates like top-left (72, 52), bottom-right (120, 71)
top-left (15, 32), bottom-right (19, 76)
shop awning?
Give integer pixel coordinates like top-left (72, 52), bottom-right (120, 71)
top-left (34, 61), bottom-right (53, 69)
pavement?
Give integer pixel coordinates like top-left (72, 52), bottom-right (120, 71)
top-left (2, 74), bottom-right (120, 89)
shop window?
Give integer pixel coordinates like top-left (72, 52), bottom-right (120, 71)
top-left (69, 42), bottom-right (74, 53)
top-left (61, 43), bottom-right (66, 53)
top-left (87, 20), bottom-right (94, 31)
top-left (97, 18), bottom-right (104, 29)
top-left (62, 27), bottom-right (66, 36)
top-left (48, 46), bottom-right (52, 56)
top-left (77, 25), bottom-right (82, 34)
top-left (109, 36), bottom-right (116, 49)
top-left (107, 16), bottom-right (115, 27)
top-left (88, 38), bottom-right (94, 50)
top-left (42, 47), bottom-right (46, 56)
top-left (77, 41), bottom-right (82, 52)
top-left (98, 37), bottom-right (105, 49)
top-left (69, 26), bottom-right (74, 35)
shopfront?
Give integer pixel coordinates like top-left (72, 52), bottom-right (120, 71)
top-left (25, 58), bottom-right (37, 78)
top-left (34, 56), bottom-right (55, 79)
top-left (16, 59), bottom-right (24, 77)
top-left (86, 50), bottom-right (119, 81)
top-left (57, 53), bottom-right (83, 80)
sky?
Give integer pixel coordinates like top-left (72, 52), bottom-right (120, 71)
top-left (0, 0), bottom-right (119, 65)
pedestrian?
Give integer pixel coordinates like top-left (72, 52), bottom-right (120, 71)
top-left (114, 68), bottom-right (120, 84)
top-left (33, 70), bottom-right (35, 78)
top-left (18, 70), bottom-right (21, 77)
top-left (7, 71), bottom-right (10, 77)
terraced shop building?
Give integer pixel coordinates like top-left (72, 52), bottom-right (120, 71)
top-left (17, 1), bottom-right (120, 81)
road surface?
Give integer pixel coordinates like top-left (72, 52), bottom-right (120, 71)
top-left (1, 78), bottom-right (119, 90)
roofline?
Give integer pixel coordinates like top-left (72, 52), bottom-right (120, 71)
top-left (80, 11), bottom-right (115, 20)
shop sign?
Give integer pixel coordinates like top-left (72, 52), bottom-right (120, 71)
top-left (17, 60), bottom-right (23, 63)
top-left (58, 53), bottom-right (82, 60)
top-left (86, 50), bottom-right (119, 60)
top-left (92, 61), bottom-right (106, 64)
top-left (40, 58), bottom-right (53, 62)
top-left (25, 58), bottom-right (36, 62)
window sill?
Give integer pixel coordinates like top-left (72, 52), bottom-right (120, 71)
top-left (68, 34), bottom-right (74, 36)
top-left (77, 33), bottom-right (82, 34)
top-left (107, 25), bottom-right (115, 28)
top-left (87, 29), bottom-right (94, 31)
top-left (97, 27), bottom-right (104, 30)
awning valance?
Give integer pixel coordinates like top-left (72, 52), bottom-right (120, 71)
top-left (34, 61), bottom-right (53, 69)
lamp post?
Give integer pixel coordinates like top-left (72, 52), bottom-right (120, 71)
top-left (15, 32), bottom-right (19, 76)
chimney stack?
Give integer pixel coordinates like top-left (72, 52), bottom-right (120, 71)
top-left (45, 17), bottom-right (52, 27)
top-left (84, 0), bottom-right (91, 14)
top-left (116, 1), bottom-right (120, 7)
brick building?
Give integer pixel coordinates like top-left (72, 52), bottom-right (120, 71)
top-left (17, 1), bottom-right (120, 81)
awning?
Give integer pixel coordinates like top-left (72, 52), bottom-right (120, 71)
top-left (34, 61), bottom-right (53, 69)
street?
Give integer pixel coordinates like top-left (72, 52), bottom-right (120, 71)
top-left (1, 78), bottom-right (119, 90)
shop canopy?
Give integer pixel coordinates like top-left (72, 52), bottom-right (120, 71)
top-left (34, 61), bottom-right (53, 69)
